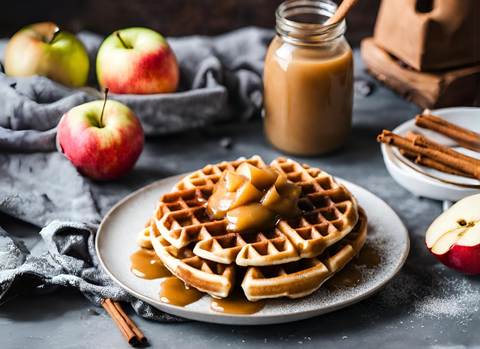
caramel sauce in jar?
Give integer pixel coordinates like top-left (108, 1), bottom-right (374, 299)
top-left (263, 0), bottom-right (354, 156)
top-left (130, 248), bottom-right (172, 279)
top-left (210, 289), bottom-right (265, 315)
top-left (159, 277), bottom-right (204, 307)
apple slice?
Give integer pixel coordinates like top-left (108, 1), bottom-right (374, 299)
top-left (426, 194), bottom-right (480, 275)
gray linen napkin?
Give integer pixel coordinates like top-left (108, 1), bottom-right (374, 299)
top-left (0, 26), bottom-right (275, 322)
top-left (0, 223), bottom-right (186, 322)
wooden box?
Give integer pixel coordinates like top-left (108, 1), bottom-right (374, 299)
top-left (361, 38), bottom-right (480, 109)
top-left (373, 0), bottom-right (480, 71)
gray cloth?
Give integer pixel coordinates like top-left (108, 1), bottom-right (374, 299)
top-left (0, 26), bottom-right (274, 322)
top-left (0, 223), bottom-right (185, 322)
top-left (0, 26), bottom-right (272, 142)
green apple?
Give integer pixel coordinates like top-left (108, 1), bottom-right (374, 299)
top-left (57, 94), bottom-right (144, 181)
top-left (96, 27), bottom-right (179, 94)
top-left (5, 22), bottom-right (89, 87)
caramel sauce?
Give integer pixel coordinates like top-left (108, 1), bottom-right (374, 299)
top-left (207, 163), bottom-right (302, 232)
top-left (159, 277), bottom-right (204, 306)
top-left (130, 249), bottom-right (172, 279)
top-left (325, 243), bottom-right (381, 288)
top-left (325, 263), bottom-right (362, 288)
top-left (210, 289), bottom-right (265, 315)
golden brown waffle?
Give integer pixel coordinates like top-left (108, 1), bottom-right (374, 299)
top-left (241, 207), bottom-right (368, 301)
top-left (153, 157), bottom-right (358, 266)
top-left (154, 190), bottom-right (300, 266)
top-left (150, 222), bottom-right (236, 298)
top-left (149, 206), bottom-right (367, 301)
top-left (194, 228), bottom-right (299, 266)
top-left (271, 158), bottom-right (359, 258)
top-left (152, 188), bottom-right (220, 248)
top-left (173, 155), bottom-right (267, 193)
top-left (136, 227), bottom-right (153, 249)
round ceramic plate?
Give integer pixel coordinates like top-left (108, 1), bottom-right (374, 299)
top-left (96, 174), bottom-right (409, 325)
top-left (381, 107), bottom-right (480, 202)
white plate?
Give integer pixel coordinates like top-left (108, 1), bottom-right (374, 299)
top-left (381, 107), bottom-right (480, 202)
top-left (96, 175), bottom-right (409, 325)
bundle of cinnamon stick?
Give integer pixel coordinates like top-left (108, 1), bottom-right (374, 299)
top-left (377, 113), bottom-right (480, 181)
top-left (101, 298), bottom-right (147, 346)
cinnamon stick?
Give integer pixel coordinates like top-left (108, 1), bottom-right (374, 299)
top-left (421, 113), bottom-right (480, 137)
top-left (101, 299), bottom-right (146, 346)
top-left (399, 148), bottom-right (475, 178)
top-left (415, 155), bottom-right (475, 179)
top-left (415, 114), bottom-right (480, 152)
top-left (406, 132), bottom-right (480, 167)
top-left (399, 149), bottom-right (417, 159)
top-left (325, 0), bottom-right (359, 25)
top-left (377, 130), bottom-right (480, 180)
top-left (113, 301), bottom-right (147, 344)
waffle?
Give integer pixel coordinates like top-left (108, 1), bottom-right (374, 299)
top-left (156, 157), bottom-right (358, 263)
top-left (194, 228), bottom-right (300, 266)
top-left (142, 156), bottom-right (364, 301)
top-left (149, 206), bottom-right (367, 300)
top-left (136, 227), bottom-right (153, 249)
top-left (241, 207), bottom-right (368, 301)
top-left (150, 222), bottom-right (235, 298)
top-left (153, 191), bottom-right (300, 266)
top-left (152, 188), bottom-right (223, 249)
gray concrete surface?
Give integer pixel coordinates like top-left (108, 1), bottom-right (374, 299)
top-left (1, 51), bottom-right (480, 348)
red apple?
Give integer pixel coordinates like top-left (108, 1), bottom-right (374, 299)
top-left (426, 194), bottom-right (480, 274)
top-left (96, 27), bottom-right (179, 94)
top-left (5, 22), bottom-right (89, 87)
top-left (57, 96), bottom-right (144, 181)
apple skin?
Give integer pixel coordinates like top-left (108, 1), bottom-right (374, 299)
top-left (5, 22), bottom-right (89, 87)
top-left (57, 100), bottom-right (144, 181)
top-left (96, 27), bottom-right (179, 94)
top-left (431, 243), bottom-right (480, 275)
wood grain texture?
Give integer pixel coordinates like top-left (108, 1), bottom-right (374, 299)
top-left (361, 38), bottom-right (480, 109)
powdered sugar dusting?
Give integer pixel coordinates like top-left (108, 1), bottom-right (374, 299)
top-left (368, 264), bottom-right (480, 324)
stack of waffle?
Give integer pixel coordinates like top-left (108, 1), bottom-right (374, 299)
top-left (137, 156), bottom-right (367, 301)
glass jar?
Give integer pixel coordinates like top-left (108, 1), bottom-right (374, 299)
top-left (263, 0), bottom-right (354, 156)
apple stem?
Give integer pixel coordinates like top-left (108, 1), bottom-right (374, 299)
top-left (50, 27), bottom-right (61, 44)
top-left (100, 87), bottom-right (109, 128)
top-left (113, 31), bottom-right (129, 49)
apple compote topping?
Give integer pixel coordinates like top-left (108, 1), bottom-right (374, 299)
top-left (207, 163), bottom-right (302, 232)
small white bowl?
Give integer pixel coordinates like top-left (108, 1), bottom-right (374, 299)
top-left (380, 107), bottom-right (480, 202)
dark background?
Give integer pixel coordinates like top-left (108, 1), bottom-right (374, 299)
top-left (0, 0), bottom-right (381, 46)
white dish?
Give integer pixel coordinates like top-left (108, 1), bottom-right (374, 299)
top-left (381, 107), bottom-right (480, 202)
top-left (96, 174), bottom-right (409, 325)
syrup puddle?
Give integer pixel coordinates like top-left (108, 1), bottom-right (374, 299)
top-left (130, 249), bottom-right (172, 279)
top-left (159, 277), bottom-right (204, 307)
top-left (354, 243), bottom-right (381, 268)
top-left (131, 243), bottom-right (381, 310)
top-left (325, 263), bottom-right (362, 287)
top-left (325, 243), bottom-right (381, 288)
top-left (210, 289), bottom-right (265, 315)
